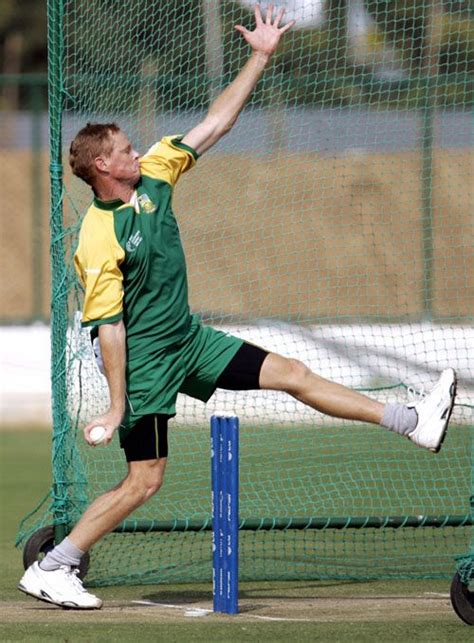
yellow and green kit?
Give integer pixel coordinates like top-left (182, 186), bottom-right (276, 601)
top-left (74, 136), bottom-right (243, 442)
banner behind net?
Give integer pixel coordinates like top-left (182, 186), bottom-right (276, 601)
top-left (21, 0), bottom-right (473, 585)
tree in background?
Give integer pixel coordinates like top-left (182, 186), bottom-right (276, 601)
top-left (1, 1), bottom-right (47, 109)
top-left (1, 0), bottom-right (472, 109)
top-left (1, 0), bottom-right (47, 74)
top-left (364, 0), bottom-right (473, 73)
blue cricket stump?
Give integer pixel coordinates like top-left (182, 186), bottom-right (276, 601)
top-left (211, 415), bottom-right (239, 614)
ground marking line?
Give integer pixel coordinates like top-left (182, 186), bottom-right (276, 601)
top-left (423, 593), bottom-right (450, 598)
top-left (185, 609), bottom-right (211, 617)
top-left (132, 600), bottom-right (183, 609)
top-left (130, 601), bottom-right (313, 621)
top-left (246, 615), bottom-right (312, 622)
top-left (132, 600), bottom-right (213, 616)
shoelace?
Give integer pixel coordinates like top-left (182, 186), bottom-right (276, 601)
top-left (60, 566), bottom-right (86, 593)
top-left (407, 385), bottom-right (425, 404)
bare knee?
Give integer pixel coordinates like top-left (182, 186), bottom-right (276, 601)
top-left (141, 474), bottom-right (163, 501)
top-left (283, 358), bottom-right (312, 395)
top-left (127, 474), bottom-right (163, 504)
top-left (260, 353), bottom-right (312, 394)
top-left (125, 460), bottom-right (166, 504)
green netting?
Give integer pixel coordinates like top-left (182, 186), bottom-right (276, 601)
top-left (19, 0), bottom-right (473, 586)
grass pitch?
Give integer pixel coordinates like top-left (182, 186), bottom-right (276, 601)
top-left (0, 429), bottom-right (470, 641)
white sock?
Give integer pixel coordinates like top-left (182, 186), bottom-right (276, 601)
top-left (39, 537), bottom-right (84, 571)
top-left (381, 404), bottom-right (418, 436)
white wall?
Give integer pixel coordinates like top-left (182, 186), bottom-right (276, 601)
top-left (1, 322), bottom-right (472, 428)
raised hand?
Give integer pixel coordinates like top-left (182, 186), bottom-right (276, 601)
top-left (235, 3), bottom-right (295, 59)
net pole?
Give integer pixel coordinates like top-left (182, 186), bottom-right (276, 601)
top-left (420, 0), bottom-right (443, 319)
top-left (112, 513), bottom-right (473, 534)
top-left (30, 81), bottom-right (44, 321)
top-left (326, 0), bottom-right (349, 73)
top-left (47, 0), bottom-right (69, 544)
top-left (202, 0), bottom-right (224, 102)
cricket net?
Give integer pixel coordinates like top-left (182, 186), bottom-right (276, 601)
top-left (18, 0), bottom-right (473, 586)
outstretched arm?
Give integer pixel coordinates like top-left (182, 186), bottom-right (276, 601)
top-left (182, 4), bottom-right (294, 156)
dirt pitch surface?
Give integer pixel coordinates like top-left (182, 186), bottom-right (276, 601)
top-left (2, 592), bottom-right (454, 625)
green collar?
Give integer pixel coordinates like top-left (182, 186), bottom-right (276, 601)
top-left (93, 196), bottom-right (126, 211)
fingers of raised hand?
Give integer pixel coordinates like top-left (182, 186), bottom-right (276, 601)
top-left (265, 3), bottom-right (274, 25)
top-left (239, 4), bottom-right (294, 51)
top-left (255, 4), bottom-right (293, 33)
top-left (254, 3), bottom-right (263, 25)
top-left (279, 17), bottom-right (295, 34)
top-left (274, 6), bottom-right (285, 29)
top-left (235, 24), bottom-right (250, 36)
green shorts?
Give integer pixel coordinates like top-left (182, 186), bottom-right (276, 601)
top-left (120, 317), bottom-right (243, 443)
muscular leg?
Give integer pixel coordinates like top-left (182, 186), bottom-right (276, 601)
top-left (259, 353), bottom-right (384, 425)
top-left (67, 457), bottom-right (167, 552)
top-left (18, 457), bottom-right (166, 609)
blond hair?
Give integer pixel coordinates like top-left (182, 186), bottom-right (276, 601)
top-left (69, 122), bottom-right (120, 186)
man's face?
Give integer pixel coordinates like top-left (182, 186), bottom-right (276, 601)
top-left (97, 130), bottom-right (140, 185)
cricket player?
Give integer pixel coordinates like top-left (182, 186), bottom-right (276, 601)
top-left (19, 4), bottom-right (456, 609)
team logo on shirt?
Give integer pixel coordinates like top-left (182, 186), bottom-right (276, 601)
top-left (137, 193), bottom-right (156, 214)
top-left (126, 230), bottom-right (143, 253)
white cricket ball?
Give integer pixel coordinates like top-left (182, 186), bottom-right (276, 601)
top-left (90, 425), bottom-right (107, 445)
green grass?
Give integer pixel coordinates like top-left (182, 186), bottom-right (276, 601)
top-left (70, 422), bottom-right (471, 586)
top-left (0, 431), bottom-right (52, 602)
top-left (1, 619), bottom-right (472, 643)
top-left (82, 423), bottom-right (471, 520)
top-left (1, 429), bottom-right (471, 641)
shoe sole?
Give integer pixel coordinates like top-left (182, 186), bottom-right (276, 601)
top-left (430, 371), bottom-right (457, 454)
top-left (18, 583), bottom-right (53, 605)
top-left (18, 583), bottom-right (102, 610)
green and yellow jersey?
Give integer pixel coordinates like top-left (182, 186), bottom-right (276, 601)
top-left (74, 136), bottom-right (199, 357)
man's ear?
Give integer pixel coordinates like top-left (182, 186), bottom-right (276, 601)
top-left (94, 155), bottom-right (108, 174)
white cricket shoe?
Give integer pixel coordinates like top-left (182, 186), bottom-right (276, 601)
top-left (407, 368), bottom-right (457, 453)
top-left (18, 562), bottom-right (102, 609)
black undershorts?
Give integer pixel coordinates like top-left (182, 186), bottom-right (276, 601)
top-left (122, 341), bottom-right (268, 462)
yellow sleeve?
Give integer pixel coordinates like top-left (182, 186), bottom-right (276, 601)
top-left (139, 135), bottom-right (198, 186)
top-left (74, 208), bottom-right (125, 327)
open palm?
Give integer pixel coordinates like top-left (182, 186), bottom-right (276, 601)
top-left (235, 4), bottom-right (295, 58)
